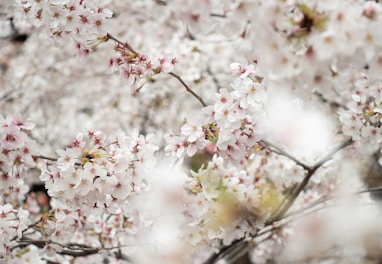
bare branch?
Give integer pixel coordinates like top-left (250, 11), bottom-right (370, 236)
top-left (313, 91), bottom-right (348, 110)
top-left (206, 67), bottom-right (222, 92)
top-left (259, 140), bottom-right (310, 170)
top-left (34, 155), bottom-right (58, 162)
top-left (210, 13), bottom-right (227, 18)
top-left (168, 72), bottom-right (207, 107)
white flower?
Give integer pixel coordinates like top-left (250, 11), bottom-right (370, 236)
top-left (230, 62), bottom-right (256, 79)
top-left (56, 148), bottom-right (80, 171)
top-left (181, 121), bottom-right (203, 143)
top-left (94, 174), bottom-right (118, 194)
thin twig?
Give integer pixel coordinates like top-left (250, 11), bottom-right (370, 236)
top-left (206, 67), bottom-right (222, 92)
top-left (168, 72), bottom-right (207, 107)
top-left (34, 155), bottom-right (83, 166)
top-left (34, 155), bottom-right (58, 162)
top-left (106, 33), bottom-right (138, 55)
top-left (14, 238), bottom-right (131, 261)
top-left (153, 0), bottom-right (167, 5)
top-left (282, 186), bottom-right (382, 221)
top-left (105, 34), bottom-right (206, 108)
top-left (210, 13), bottom-right (227, 18)
top-left (313, 91), bottom-right (348, 110)
top-left (259, 140), bottom-right (310, 171)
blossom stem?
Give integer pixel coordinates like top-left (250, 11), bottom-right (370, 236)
top-left (105, 33), bottom-right (139, 55)
top-left (34, 155), bottom-right (58, 162)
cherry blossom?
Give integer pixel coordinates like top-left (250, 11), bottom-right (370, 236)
top-left (14, 0), bottom-right (113, 45)
top-left (40, 129), bottom-right (158, 215)
top-left (3, 0), bottom-right (382, 263)
top-left (165, 62), bottom-right (266, 165)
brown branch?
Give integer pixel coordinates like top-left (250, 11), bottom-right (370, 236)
top-left (207, 184), bottom-right (380, 264)
top-left (202, 238), bottom-right (250, 264)
top-left (34, 155), bottom-right (82, 166)
top-left (153, 0), bottom-right (167, 5)
top-left (259, 140), bottom-right (310, 170)
top-left (206, 67), bottom-right (222, 92)
top-left (106, 33), bottom-right (138, 55)
top-left (210, 13), bottom-right (227, 18)
top-left (204, 138), bottom-right (354, 263)
top-left (258, 140), bottom-right (310, 218)
top-left (168, 72), bottom-right (207, 107)
top-left (267, 138), bottom-right (353, 223)
top-left (105, 34), bottom-right (206, 108)
top-left (10, 220), bottom-right (40, 242)
top-left (13, 238), bottom-right (131, 261)
top-left (34, 155), bottom-right (58, 162)
top-left (313, 91), bottom-right (348, 110)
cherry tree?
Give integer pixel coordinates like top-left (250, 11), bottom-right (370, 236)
top-left (1, 0), bottom-right (382, 263)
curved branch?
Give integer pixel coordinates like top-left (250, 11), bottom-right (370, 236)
top-left (106, 33), bottom-right (138, 55)
top-left (168, 72), bottom-right (207, 107)
top-left (259, 140), bottom-right (310, 170)
top-left (103, 34), bottom-right (207, 107)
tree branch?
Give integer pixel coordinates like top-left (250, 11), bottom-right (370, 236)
top-left (259, 140), bottom-right (310, 170)
top-left (205, 183), bottom-right (381, 264)
top-left (168, 72), bottom-right (207, 107)
top-left (34, 155), bottom-right (58, 162)
top-left (106, 33), bottom-right (138, 55)
top-left (204, 138), bottom-right (354, 263)
top-left (267, 138), bottom-right (353, 223)
top-left (13, 238), bottom-right (131, 262)
top-left (104, 34), bottom-right (207, 108)
top-left (34, 155), bottom-right (82, 166)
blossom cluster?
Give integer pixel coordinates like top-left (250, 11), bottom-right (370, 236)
top-left (108, 39), bottom-right (177, 93)
top-left (182, 156), bottom-right (263, 250)
top-left (14, 0), bottom-right (113, 55)
top-left (0, 122), bottom-right (160, 262)
top-left (14, 0), bottom-right (179, 93)
top-left (3, 0), bottom-right (382, 263)
top-left (0, 114), bottom-right (37, 204)
top-left (40, 129), bottom-right (158, 215)
top-left (0, 204), bottom-right (31, 259)
top-left (180, 151), bottom-right (308, 262)
top-left (165, 62), bottom-right (266, 165)
top-left (339, 81), bottom-right (382, 146)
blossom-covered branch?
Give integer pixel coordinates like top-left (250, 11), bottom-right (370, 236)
top-left (3, 0), bottom-right (382, 263)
